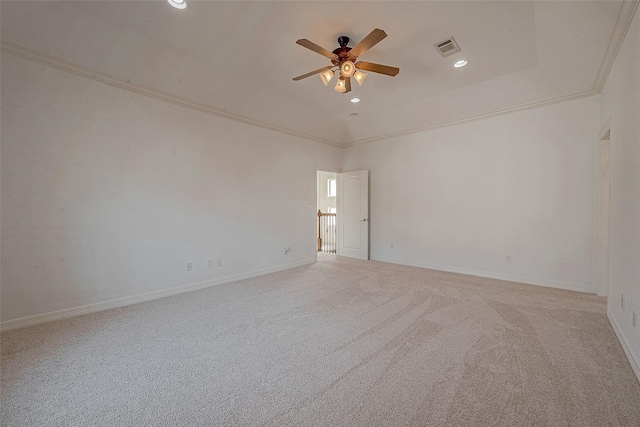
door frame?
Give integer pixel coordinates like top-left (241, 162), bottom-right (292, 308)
top-left (595, 118), bottom-right (611, 297)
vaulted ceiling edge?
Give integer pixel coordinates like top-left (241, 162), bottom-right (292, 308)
top-left (593, 0), bottom-right (639, 92)
top-left (343, 90), bottom-right (600, 148)
top-left (2, 0), bottom-right (634, 153)
top-left (0, 41), bottom-right (344, 149)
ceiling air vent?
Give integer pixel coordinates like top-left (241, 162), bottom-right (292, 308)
top-left (434, 37), bottom-right (461, 58)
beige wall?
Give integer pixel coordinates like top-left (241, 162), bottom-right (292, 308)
top-left (343, 95), bottom-right (600, 293)
top-left (600, 9), bottom-right (640, 376)
top-left (0, 54), bottom-right (341, 323)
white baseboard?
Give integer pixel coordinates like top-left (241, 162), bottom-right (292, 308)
top-left (0, 258), bottom-right (316, 332)
top-left (607, 308), bottom-right (640, 383)
top-left (370, 256), bottom-right (595, 294)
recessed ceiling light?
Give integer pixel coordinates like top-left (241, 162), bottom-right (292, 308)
top-left (454, 59), bottom-right (468, 68)
top-left (167, 0), bottom-right (187, 10)
top-left (351, 97), bottom-right (360, 103)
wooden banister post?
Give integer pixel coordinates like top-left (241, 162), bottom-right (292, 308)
top-left (317, 210), bottom-right (322, 251)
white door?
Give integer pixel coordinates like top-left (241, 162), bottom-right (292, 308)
top-left (337, 170), bottom-right (369, 260)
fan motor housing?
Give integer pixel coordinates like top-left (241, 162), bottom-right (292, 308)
top-left (332, 36), bottom-right (354, 65)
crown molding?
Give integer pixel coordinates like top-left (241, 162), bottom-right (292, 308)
top-left (0, 40), bottom-right (344, 148)
top-left (4, 18), bottom-right (627, 151)
top-left (344, 90), bottom-right (599, 147)
top-left (594, 0), bottom-right (639, 92)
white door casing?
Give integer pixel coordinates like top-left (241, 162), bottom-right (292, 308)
top-left (337, 170), bottom-right (369, 260)
top-left (596, 123), bottom-right (611, 297)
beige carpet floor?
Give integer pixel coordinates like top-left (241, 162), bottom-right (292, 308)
top-left (2, 254), bottom-right (639, 426)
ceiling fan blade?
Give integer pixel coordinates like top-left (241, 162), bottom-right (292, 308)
top-left (345, 77), bottom-right (352, 93)
top-left (292, 66), bottom-right (334, 81)
top-left (348, 28), bottom-right (387, 59)
top-left (355, 61), bottom-right (400, 77)
top-left (296, 39), bottom-right (339, 61)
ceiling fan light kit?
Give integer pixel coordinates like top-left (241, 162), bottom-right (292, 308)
top-left (320, 69), bottom-right (335, 85)
top-left (293, 28), bottom-right (399, 95)
top-left (335, 77), bottom-right (352, 93)
top-left (167, 0), bottom-right (187, 10)
top-left (353, 71), bottom-right (367, 86)
top-left (340, 60), bottom-right (355, 77)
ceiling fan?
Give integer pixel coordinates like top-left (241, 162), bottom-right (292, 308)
top-left (292, 28), bottom-right (400, 94)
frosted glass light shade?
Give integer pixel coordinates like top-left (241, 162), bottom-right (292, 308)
top-left (320, 69), bottom-right (335, 86)
top-left (340, 61), bottom-right (355, 77)
top-left (334, 77), bottom-right (347, 93)
top-left (353, 71), bottom-right (367, 86)
top-left (168, 0), bottom-right (187, 9)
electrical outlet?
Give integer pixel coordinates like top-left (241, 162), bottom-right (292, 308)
top-left (186, 262), bottom-right (192, 272)
top-left (621, 294), bottom-right (625, 311)
top-left (506, 255), bottom-right (512, 263)
top-left (207, 259), bottom-right (214, 269)
top-left (633, 311), bottom-right (637, 329)
top-left (216, 258), bottom-right (222, 268)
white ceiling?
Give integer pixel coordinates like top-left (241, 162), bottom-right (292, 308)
top-left (0, 1), bottom-right (631, 146)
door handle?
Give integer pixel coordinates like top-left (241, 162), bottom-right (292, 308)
top-left (360, 218), bottom-right (368, 222)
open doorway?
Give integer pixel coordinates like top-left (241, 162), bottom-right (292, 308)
top-left (317, 171), bottom-right (337, 253)
top-left (317, 170), bottom-right (370, 260)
